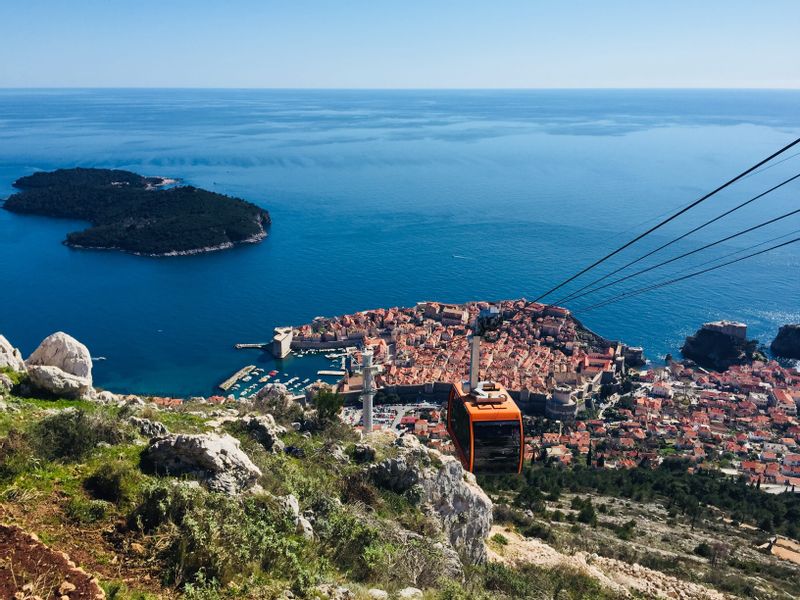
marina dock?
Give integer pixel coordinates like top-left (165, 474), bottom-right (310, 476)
top-left (318, 369), bottom-right (346, 376)
top-left (219, 365), bottom-right (257, 391)
top-left (234, 343), bottom-right (268, 349)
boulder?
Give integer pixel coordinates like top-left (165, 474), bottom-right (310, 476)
top-left (314, 584), bottom-right (353, 600)
top-left (144, 433), bottom-right (262, 495)
top-left (370, 433), bottom-right (492, 564)
top-left (354, 443), bottom-right (376, 463)
top-left (0, 374), bottom-right (13, 395)
top-left (95, 390), bottom-right (120, 404)
top-left (398, 588), bottom-right (423, 599)
top-left (26, 365), bottom-right (93, 399)
top-left (367, 590), bottom-right (388, 600)
top-left (239, 414), bottom-right (286, 452)
top-left (252, 382), bottom-right (302, 416)
top-left (771, 324), bottom-right (800, 359)
top-left (280, 494), bottom-right (315, 539)
top-left (27, 332), bottom-right (92, 380)
top-left (330, 444), bottom-right (348, 462)
top-left (129, 416), bottom-right (169, 437)
top-left (296, 515), bottom-right (315, 540)
top-left (24, 332), bottom-right (94, 399)
top-left (0, 335), bottom-right (26, 373)
top-left (281, 493), bottom-right (301, 520)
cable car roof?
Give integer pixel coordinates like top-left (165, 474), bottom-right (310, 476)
top-left (452, 381), bottom-right (521, 420)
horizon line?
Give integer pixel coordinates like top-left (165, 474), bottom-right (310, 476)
top-left (1, 86), bottom-right (799, 92)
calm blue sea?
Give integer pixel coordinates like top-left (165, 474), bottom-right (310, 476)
top-left (0, 89), bottom-right (798, 396)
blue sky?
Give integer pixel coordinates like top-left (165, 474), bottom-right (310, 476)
top-left (1, 1), bottom-right (798, 88)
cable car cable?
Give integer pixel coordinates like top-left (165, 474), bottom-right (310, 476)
top-left (533, 137), bottom-right (800, 303)
top-left (574, 236), bottom-right (800, 313)
top-left (670, 227), bottom-right (800, 274)
top-left (559, 207), bottom-right (800, 304)
top-left (554, 171), bottom-right (800, 305)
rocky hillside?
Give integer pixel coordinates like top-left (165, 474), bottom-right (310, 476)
top-left (1, 330), bottom-right (797, 599)
top-left (0, 331), bottom-right (634, 600)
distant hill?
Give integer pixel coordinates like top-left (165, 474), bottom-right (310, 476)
top-left (3, 167), bottom-right (271, 256)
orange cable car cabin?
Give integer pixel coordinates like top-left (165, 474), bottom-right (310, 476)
top-left (447, 380), bottom-right (524, 474)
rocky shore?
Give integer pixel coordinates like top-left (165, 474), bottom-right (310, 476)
top-left (772, 324), bottom-right (800, 359)
top-left (680, 324), bottom-right (765, 371)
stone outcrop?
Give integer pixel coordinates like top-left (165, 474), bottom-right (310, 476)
top-left (25, 332), bottom-right (94, 398)
top-left (280, 494), bottom-right (314, 540)
top-left (144, 433), bottom-right (262, 495)
top-left (313, 584), bottom-right (354, 600)
top-left (0, 335), bottom-right (26, 373)
top-left (0, 374), bottom-right (13, 395)
top-left (680, 326), bottom-right (764, 371)
top-left (239, 414), bottom-right (286, 452)
top-left (129, 416), bottom-right (169, 437)
top-left (771, 324), bottom-right (800, 359)
top-left (370, 433), bottom-right (492, 564)
top-left (27, 365), bottom-right (94, 399)
top-left (27, 331), bottom-right (92, 379)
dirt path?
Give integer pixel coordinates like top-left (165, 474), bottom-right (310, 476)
top-left (0, 524), bottom-right (105, 599)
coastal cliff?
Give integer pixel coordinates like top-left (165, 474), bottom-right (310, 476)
top-left (681, 325), bottom-right (765, 371)
top-left (3, 167), bottom-right (271, 256)
top-left (772, 324), bottom-right (800, 359)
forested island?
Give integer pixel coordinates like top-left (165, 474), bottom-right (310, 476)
top-left (2, 168), bottom-right (271, 256)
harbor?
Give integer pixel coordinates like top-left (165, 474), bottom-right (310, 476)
top-left (218, 346), bottom-right (348, 400)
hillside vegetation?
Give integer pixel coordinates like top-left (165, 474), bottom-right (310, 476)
top-left (0, 381), bottom-right (629, 599)
top-left (3, 168), bottom-right (271, 256)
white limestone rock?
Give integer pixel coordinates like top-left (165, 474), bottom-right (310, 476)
top-left (314, 584), bottom-right (353, 600)
top-left (398, 588), bottom-right (423, 599)
top-left (296, 515), bottom-right (315, 540)
top-left (27, 332), bottom-right (93, 381)
top-left (95, 390), bottom-right (120, 404)
top-left (239, 414), bottom-right (286, 452)
top-left (0, 335), bottom-right (26, 373)
top-left (24, 332), bottom-right (94, 399)
top-left (370, 433), bottom-right (493, 564)
top-left (26, 365), bottom-right (94, 400)
top-left (129, 416), bottom-right (169, 438)
top-left (0, 374), bottom-right (13, 395)
top-left (144, 433), bottom-right (262, 495)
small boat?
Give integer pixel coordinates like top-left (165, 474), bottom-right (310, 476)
top-left (92, 356), bottom-right (107, 361)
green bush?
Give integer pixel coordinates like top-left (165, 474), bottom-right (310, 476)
top-left (316, 505), bottom-right (390, 581)
top-left (129, 481), bottom-right (314, 589)
top-left (66, 496), bottom-right (111, 523)
top-left (694, 542), bottom-right (713, 558)
top-left (312, 389), bottom-right (344, 427)
top-left (0, 429), bottom-right (34, 482)
top-left (30, 409), bottom-right (133, 461)
top-left (490, 532), bottom-right (509, 546)
top-left (85, 460), bottom-right (141, 504)
top-left (615, 519), bottom-right (636, 540)
top-left (520, 521), bottom-right (554, 543)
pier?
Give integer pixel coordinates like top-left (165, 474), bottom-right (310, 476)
top-left (219, 365), bottom-right (256, 391)
top-left (317, 370), bottom-right (346, 376)
top-left (234, 343), bottom-right (269, 349)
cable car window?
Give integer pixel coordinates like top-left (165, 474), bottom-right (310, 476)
top-left (450, 398), bottom-right (471, 465)
top-left (472, 420), bottom-right (520, 472)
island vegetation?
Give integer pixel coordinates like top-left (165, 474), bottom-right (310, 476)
top-left (2, 167), bottom-right (271, 256)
